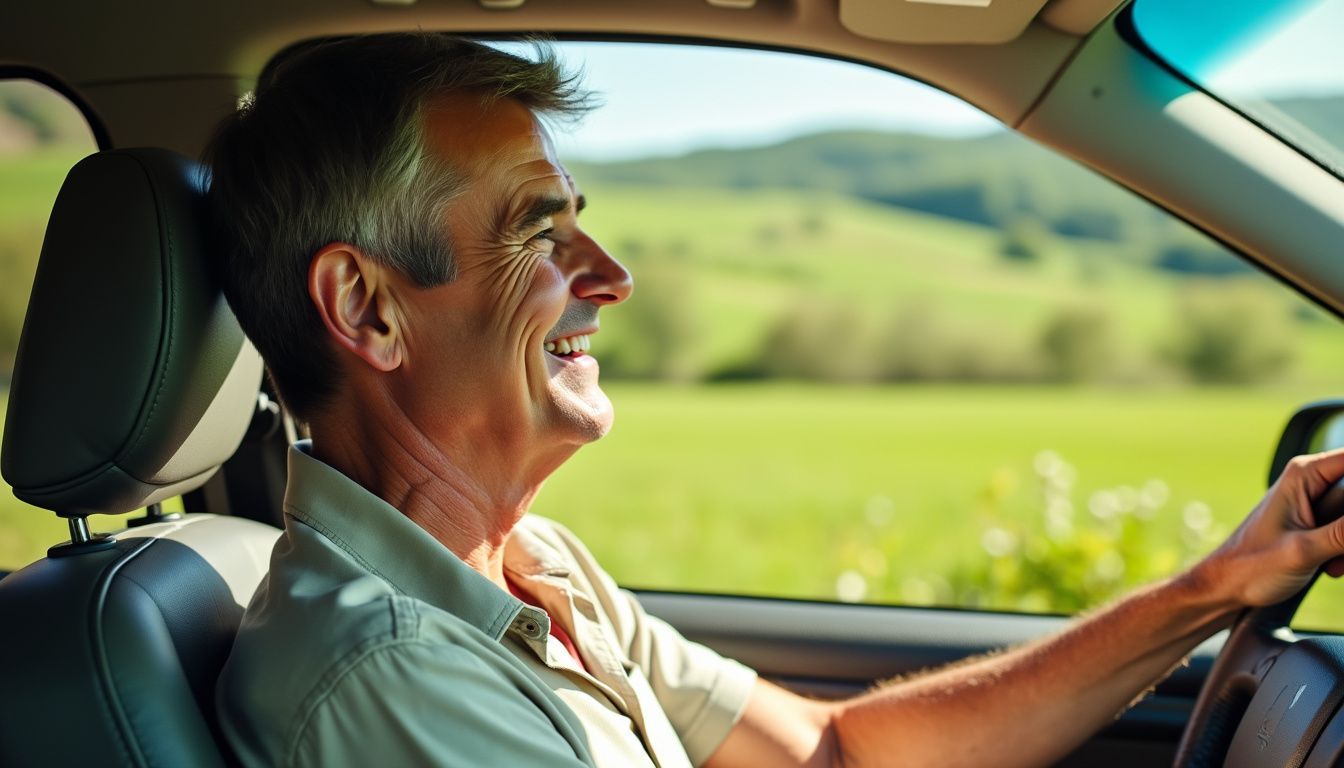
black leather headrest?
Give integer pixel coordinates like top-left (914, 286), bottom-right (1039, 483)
top-left (1, 148), bottom-right (263, 516)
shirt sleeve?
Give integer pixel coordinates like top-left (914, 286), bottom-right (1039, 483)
top-left (287, 639), bottom-right (595, 768)
top-left (540, 519), bottom-right (758, 766)
top-left (620, 591), bottom-right (758, 765)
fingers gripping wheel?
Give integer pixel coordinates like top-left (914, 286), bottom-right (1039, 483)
top-left (1174, 412), bottom-right (1344, 768)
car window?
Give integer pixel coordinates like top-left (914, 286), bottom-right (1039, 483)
top-left (0, 79), bottom-right (156, 572)
top-left (509, 42), bottom-right (1344, 630)
top-left (1130, 0), bottom-right (1344, 178)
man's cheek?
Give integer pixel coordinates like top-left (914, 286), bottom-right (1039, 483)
top-left (502, 267), bottom-right (564, 336)
top-left (523, 261), bottom-right (571, 321)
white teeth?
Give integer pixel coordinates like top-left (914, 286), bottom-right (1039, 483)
top-left (545, 334), bottom-right (593, 355)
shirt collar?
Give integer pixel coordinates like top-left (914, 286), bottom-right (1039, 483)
top-left (283, 440), bottom-right (538, 642)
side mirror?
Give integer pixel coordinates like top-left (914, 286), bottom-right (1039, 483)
top-left (1269, 399), bottom-right (1344, 488)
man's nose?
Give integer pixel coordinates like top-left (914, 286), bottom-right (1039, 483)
top-left (568, 234), bottom-right (633, 306)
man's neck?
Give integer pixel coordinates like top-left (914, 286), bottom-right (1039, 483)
top-left (307, 392), bottom-right (553, 588)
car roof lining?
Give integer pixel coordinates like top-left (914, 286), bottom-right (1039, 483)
top-left (5, 0), bottom-right (1093, 129)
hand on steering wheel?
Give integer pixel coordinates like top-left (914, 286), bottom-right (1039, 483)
top-left (1175, 449), bottom-right (1344, 768)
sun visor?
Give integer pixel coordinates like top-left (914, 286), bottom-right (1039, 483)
top-left (839, 0), bottom-right (1051, 45)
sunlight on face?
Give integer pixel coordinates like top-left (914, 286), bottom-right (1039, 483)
top-left (392, 93), bottom-right (630, 463)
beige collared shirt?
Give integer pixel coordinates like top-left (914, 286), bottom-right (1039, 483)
top-left (217, 442), bottom-right (756, 768)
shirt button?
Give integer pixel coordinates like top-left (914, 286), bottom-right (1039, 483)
top-left (512, 617), bottom-right (544, 639)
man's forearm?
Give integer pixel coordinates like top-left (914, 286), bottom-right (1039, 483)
top-left (829, 571), bottom-right (1237, 768)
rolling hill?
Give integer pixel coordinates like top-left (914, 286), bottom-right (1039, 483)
top-left (570, 94), bottom-right (1344, 275)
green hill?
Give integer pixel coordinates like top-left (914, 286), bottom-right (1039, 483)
top-left (571, 94), bottom-right (1344, 276)
top-left (575, 181), bottom-right (1340, 387)
top-left (571, 130), bottom-right (1168, 245)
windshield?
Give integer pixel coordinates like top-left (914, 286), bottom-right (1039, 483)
top-left (1130, 0), bottom-right (1344, 177)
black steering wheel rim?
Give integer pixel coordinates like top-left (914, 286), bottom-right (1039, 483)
top-left (1172, 597), bottom-right (1305, 766)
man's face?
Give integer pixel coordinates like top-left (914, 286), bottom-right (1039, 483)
top-left (387, 92), bottom-right (632, 463)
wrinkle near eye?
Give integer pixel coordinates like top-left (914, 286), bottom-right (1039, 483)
top-left (481, 244), bottom-right (548, 302)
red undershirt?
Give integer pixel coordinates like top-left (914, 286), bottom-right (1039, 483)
top-left (505, 575), bottom-right (587, 673)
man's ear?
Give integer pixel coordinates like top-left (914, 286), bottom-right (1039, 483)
top-left (308, 243), bottom-right (404, 372)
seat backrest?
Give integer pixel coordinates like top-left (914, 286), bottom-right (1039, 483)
top-left (0, 148), bottom-right (276, 768)
top-left (0, 516), bottom-right (279, 767)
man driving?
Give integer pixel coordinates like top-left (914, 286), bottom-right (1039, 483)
top-left (210, 34), bottom-right (1344, 767)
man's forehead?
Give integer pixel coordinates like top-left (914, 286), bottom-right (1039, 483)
top-left (421, 91), bottom-right (559, 178)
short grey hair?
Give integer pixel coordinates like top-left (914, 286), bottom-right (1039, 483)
top-left (206, 34), bottom-right (595, 419)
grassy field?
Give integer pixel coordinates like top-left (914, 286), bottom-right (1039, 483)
top-left (513, 382), bottom-right (1344, 629)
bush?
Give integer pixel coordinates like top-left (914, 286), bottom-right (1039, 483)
top-left (875, 303), bottom-right (1043, 383)
top-left (1038, 306), bottom-right (1114, 383)
top-left (998, 217), bottom-right (1048, 263)
top-left (1160, 286), bottom-right (1295, 384)
top-left (937, 451), bottom-right (1221, 614)
top-left (1154, 243), bottom-right (1252, 276)
top-left (875, 303), bottom-right (974, 381)
top-left (1051, 208), bottom-right (1125, 242)
top-left (720, 300), bottom-right (1044, 384)
top-left (747, 300), bottom-right (879, 383)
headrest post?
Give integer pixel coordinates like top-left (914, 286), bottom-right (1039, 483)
top-left (67, 516), bottom-right (92, 544)
top-left (128, 501), bottom-right (182, 528)
top-left (48, 516), bottom-right (116, 558)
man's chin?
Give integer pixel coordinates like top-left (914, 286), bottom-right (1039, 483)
top-left (571, 391), bottom-right (615, 444)
top-left (541, 376), bottom-right (614, 444)
top-left (544, 353), bottom-right (614, 440)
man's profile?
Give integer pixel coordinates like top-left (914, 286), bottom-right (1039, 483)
top-left (208, 33), bottom-right (1344, 768)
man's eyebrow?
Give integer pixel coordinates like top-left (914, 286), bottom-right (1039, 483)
top-left (515, 194), bottom-right (572, 232)
top-left (576, 194), bottom-right (587, 214)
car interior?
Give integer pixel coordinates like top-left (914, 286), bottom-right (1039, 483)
top-left (1, 0), bottom-right (1342, 766)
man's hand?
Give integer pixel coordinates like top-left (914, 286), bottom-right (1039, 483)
top-left (1191, 448), bottom-right (1344, 609)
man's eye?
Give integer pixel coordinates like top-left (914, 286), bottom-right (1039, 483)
top-left (529, 228), bottom-right (555, 245)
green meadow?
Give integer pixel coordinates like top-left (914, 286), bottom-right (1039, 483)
top-left (534, 382), bottom-right (1344, 630)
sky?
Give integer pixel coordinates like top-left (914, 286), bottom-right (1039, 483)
top-left (504, 0), bottom-right (1344, 163)
top-left (537, 42), bottom-right (1001, 162)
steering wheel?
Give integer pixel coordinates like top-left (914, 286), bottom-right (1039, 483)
top-left (1172, 479), bottom-right (1344, 768)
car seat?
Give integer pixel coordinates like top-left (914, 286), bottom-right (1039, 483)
top-left (0, 148), bottom-right (280, 767)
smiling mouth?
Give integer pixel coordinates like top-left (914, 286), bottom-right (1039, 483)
top-left (544, 333), bottom-right (592, 360)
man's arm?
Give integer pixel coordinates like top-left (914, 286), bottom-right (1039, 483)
top-left (706, 450), bottom-right (1344, 768)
